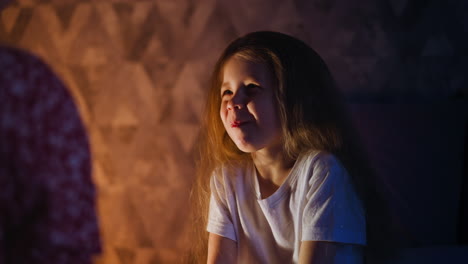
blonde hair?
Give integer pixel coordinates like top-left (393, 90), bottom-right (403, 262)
top-left (187, 31), bottom-right (397, 263)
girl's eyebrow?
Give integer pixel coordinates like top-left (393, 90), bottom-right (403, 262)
top-left (222, 77), bottom-right (260, 86)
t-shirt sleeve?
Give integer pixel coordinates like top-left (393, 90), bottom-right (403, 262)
top-left (301, 154), bottom-right (366, 245)
top-left (206, 172), bottom-right (237, 242)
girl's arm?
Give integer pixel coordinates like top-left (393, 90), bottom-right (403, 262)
top-left (207, 233), bottom-right (237, 264)
top-left (298, 241), bottom-right (339, 264)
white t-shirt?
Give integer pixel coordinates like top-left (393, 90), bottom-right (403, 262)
top-left (207, 150), bottom-right (366, 264)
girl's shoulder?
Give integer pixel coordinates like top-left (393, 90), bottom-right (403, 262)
top-left (211, 161), bottom-right (252, 188)
top-left (300, 150), bottom-right (343, 169)
top-left (297, 150), bottom-right (348, 184)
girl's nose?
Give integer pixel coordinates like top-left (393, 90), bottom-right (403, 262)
top-left (227, 94), bottom-right (245, 110)
top-left (227, 100), bottom-right (241, 110)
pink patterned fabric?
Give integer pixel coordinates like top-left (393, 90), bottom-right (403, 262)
top-left (0, 47), bottom-right (101, 264)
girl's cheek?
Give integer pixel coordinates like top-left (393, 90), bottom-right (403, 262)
top-left (220, 102), bottom-right (228, 120)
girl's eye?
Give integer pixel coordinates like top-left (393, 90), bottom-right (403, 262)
top-left (221, 89), bottom-right (233, 97)
top-left (246, 83), bottom-right (260, 95)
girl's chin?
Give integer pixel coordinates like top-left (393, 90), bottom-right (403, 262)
top-left (233, 141), bottom-right (255, 153)
top-left (234, 140), bottom-right (263, 153)
top-left (235, 146), bottom-right (256, 153)
top-left (233, 137), bottom-right (284, 154)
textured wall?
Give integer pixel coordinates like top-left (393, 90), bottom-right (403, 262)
top-left (1, 0), bottom-right (466, 263)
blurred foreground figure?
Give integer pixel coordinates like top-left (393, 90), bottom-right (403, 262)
top-left (0, 46), bottom-right (101, 263)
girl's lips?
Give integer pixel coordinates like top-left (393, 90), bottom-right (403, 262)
top-left (231, 120), bottom-right (247, 128)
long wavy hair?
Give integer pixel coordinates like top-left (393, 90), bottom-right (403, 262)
top-left (187, 31), bottom-right (396, 263)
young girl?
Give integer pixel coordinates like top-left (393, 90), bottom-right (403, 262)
top-left (191, 31), bottom-right (393, 264)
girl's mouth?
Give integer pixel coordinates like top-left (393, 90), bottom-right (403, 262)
top-left (231, 120), bottom-right (246, 128)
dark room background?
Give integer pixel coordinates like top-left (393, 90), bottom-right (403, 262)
top-left (1, 0), bottom-right (466, 263)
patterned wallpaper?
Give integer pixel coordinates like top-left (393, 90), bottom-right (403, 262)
top-left (1, 0), bottom-right (466, 263)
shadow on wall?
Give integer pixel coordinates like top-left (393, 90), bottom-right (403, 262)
top-left (0, 46), bottom-right (101, 263)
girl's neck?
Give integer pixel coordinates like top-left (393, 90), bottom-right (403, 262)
top-left (251, 144), bottom-right (295, 194)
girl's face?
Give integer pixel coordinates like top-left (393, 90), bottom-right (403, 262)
top-left (220, 56), bottom-right (282, 153)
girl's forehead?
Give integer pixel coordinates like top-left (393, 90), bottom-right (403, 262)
top-left (222, 56), bottom-right (272, 81)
